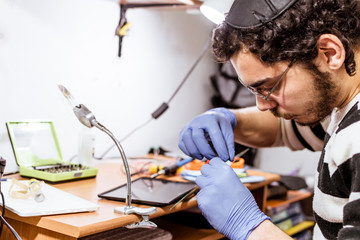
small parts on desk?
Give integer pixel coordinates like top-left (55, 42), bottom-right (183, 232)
top-left (184, 159), bottom-right (207, 171)
top-left (8, 178), bottom-right (45, 202)
top-left (180, 149), bottom-right (250, 182)
top-left (129, 154), bottom-right (245, 178)
top-left (182, 157), bottom-right (245, 171)
top-left (148, 156), bottom-right (245, 179)
top-left (230, 147), bottom-right (249, 169)
top-left (231, 157), bottom-right (245, 169)
top-left (183, 148), bottom-right (248, 170)
top-left (128, 157), bottom-right (192, 177)
top-left (150, 158), bottom-right (194, 178)
top-left (147, 164), bottom-right (165, 175)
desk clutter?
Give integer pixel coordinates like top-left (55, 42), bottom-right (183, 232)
top-left (128, 156), bottom-right (265, 184)
top-left (96, 155), bottom-right (265, 209)
top-left (1, 179), bottom-right (99, 217)
top-left (0, 158), bottom-right (280, 239)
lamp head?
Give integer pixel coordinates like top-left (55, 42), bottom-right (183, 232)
top-left (200, 0), bottom-right (234, 24)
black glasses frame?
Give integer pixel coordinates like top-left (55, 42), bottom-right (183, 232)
top-left (243, 61), bottom-right (295, 100)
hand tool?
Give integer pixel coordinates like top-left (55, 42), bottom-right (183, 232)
top-left (169, 147), bottom-right (251, 210)
top-left (230, 147), bottom-right (249, 168)
top-left (234, 148), bottom-right (250, 159)
top-left (169, 185), bottom-right (199, 211)
top-left (150, 157), bottom-right (193, 178)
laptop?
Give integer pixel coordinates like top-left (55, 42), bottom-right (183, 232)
top-left (6, 121), bottom-right (98, 182)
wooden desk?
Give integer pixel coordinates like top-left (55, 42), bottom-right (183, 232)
top-left (2, 160), bottom-right (279, 239)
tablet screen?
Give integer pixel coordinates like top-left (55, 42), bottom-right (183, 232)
top-left (98, 177), bottom-right (196, 206)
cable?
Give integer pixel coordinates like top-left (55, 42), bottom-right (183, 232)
top-left (94, 118), bottom-right (153, 160)
top-left (0, 192), bottom-right (22, 240)
top-left (0, 157), bottom-right (22, 239)
top-left (0, 190), bottom-right (4, 237)
top-left (0, 157), bottom-right (5, 237)
top-left (93, 38), bottom-right (212, 160)
top-left (0, 217), bottom-right (22, 240)
top-left (167, 38), bottom-right (211, 104)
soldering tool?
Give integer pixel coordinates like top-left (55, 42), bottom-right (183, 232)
top-left (150, 157), bottom-right (193, 178)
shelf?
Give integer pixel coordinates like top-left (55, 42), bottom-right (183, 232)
top-left (266, 190), bottom-right (315, 237)
top-left (266, 190), bottom-right (312, 210)
top-left (110, 0), bottom-right (202, 9)
top-left (118, 0), bottom-right (200, 4)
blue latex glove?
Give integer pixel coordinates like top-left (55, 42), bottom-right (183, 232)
top-left (178, 108), bottom-right (237, 161)
top-left (196, 158), bottom-right (270, 240)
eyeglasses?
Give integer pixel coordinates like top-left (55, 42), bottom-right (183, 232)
top-left (242, 61), bottom-right (295, 100)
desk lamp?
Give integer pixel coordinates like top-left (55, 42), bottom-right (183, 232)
top-left (58, 85), bottom-right (157, 228)
top-left (199, 0), bottom-right (234, 24)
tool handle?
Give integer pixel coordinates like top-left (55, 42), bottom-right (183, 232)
top-left (177, 158), bottom-right (193, 167)
top-left (151, 158), bottom-right (194, 178)
top-left (165, 158), bottom-right (193, 174)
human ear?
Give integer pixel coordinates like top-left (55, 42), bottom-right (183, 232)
top-left (315, 34), bottom-right (346, 71)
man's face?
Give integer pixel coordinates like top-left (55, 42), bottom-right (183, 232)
top-left (231, 50), bottom-right (340, 126)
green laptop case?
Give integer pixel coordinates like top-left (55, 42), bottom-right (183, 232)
top-left (6, 121), bottom-right (98, 182)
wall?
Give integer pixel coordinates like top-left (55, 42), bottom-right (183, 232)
top-left (0, 0), bottom-right (217, 173)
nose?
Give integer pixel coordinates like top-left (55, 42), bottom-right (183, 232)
top-left (256, 96), bottom-right (277, 111)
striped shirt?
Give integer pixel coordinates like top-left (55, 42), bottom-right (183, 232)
top-left (273, 93), bottom-right (360, 239)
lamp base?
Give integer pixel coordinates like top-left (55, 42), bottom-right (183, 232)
top-left (114, 206), bottom-right (157, 228)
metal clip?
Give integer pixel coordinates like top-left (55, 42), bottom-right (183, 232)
top-left (125, 215), bottom-right (157, 229)
top-left (114, 206), bottom-right (157, 229)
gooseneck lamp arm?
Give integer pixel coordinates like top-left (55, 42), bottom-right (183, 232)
top-left (58, 85), bottom-right (157, 228)
top-left (72, 104), bottom-right (133, 208)
top-left (91, 119), bottom-right (132, 208)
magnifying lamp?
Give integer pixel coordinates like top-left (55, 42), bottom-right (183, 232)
top-left (58, 85), bottom-right (157, 228)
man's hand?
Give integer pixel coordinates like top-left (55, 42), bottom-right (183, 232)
top-left (178, 108), bottom-right (237, 161)
top-left (196, 158), bottom-right (270, 240)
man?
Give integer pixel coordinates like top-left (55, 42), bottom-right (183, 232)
top-left (178, 0), bottom-right (360, 239)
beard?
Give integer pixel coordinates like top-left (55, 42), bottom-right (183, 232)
top-left (270, 64), bottom-right (339, 126)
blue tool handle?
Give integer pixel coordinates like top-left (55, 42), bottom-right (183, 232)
top-left (177, 158), bottom-right (194, 167)
top-left (164, 158), bottom-right (193, 174)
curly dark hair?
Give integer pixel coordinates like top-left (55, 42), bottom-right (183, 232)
top-left (213, 0), bottom-right (360, 76)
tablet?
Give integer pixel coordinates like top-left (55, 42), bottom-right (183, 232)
top-left (98, 177), bottom-right (196, 206)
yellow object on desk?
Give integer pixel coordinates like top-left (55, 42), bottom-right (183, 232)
top-left (9, 178), bottom-right (45, 202)
top-left (147, 164), bottom-right (165, 174)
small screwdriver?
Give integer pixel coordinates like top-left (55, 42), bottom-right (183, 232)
top-left (150, 157), bottom-right (193, 178)
top-left (169, 147), bottom-right (250, 210)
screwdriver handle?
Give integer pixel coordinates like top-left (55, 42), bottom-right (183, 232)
top-left (165, 157), bottom-right (193, 175)
top-left (151, 158), bottom-right (193, 178)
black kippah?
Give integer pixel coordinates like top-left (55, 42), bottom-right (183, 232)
top-left (225, 0), bottom-right (298, 29)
